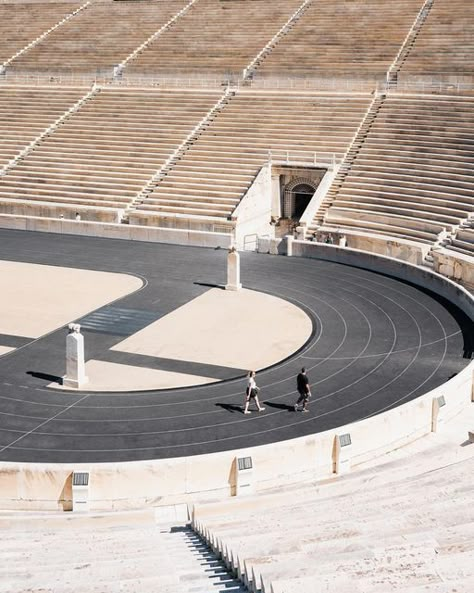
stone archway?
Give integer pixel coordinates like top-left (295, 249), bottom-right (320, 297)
top-left (283, 177), bottom-right (318, 219)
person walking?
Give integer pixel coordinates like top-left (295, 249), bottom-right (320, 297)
top-left (243, 370), bottom-right (265, 414)
top-left (294, 367), bottom-right (311, 412)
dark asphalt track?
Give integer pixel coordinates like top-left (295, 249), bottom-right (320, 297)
top-left (0, 229), bottom-right (471, 463)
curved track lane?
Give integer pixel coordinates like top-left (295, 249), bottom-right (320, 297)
top-left (0, 230), bottom-right (470, 463)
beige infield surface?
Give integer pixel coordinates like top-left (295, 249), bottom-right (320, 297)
top-left (2, 261), bottom-right (312, 391)
top-left (0, 260), bottom-right (143, 339)
top-left (72, 288), bottom-right (312, 392)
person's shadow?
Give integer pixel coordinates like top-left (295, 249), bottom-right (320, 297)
top-left (215, 403), bottom-right (243, 413)
top-left (264, 401), bottom-right (295, 412)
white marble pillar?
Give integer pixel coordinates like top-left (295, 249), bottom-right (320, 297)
top-left (63, 323), bottom-right (88, 389)
top-left (225, 247), bottom-right (242, 291)
top-left (286, 234), bottom-right (294, 257)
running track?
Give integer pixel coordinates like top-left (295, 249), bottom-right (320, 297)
top-left (0, 229), bottom-right (470, 463)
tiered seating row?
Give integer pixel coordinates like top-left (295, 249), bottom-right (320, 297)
top-left (446, 226), bottom-right (474, 257)
top-left (254, 0), bottom-right (424, 80)
top-left (399, 0), bottom-right (474, 79)
top-left (0, 2), bottom-right (81, 66)
top-left (0, 88), bottom-right (222, 221)
top-left (127, 0), bottom-right (303, 78)
top-left (322, 95), bottom-right (474, 244)
top-left (0, 87), bottom-right (86, 168)
top-left (9, 0), bottom-right (188, 74)
top-left (130, 91), bottom-right (370, 229)
top-left (194, 449), bottom-right (474, 593)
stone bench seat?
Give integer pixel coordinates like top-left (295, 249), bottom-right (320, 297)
top-left (340, 179), bottom-right (474, 201)
top-left (356, 147), bottom-right (473, 167)
top-left (19, 156), bottom-right (162, 173)
top-left (0, 185), bottom-right (132, 205)
top-left (352, 155), bottom-right (474, 176)
top-left (26, 149), bottom-right (170, 166)
top-left (348, 165), bottom-right (474, 190)
top-left (333, 200), bottom-right (463, 228)
top-left (337, 190), bottom-right (473, 213)
top-left (326, 207), bottom-right (445, 236)
top-left (157, 177), bottom-right (249, 192)
top-left (456, 229), bottom-right (474, 243)
top-left (11, 163), bottom-right (157, 182)
top-left (0, 178), bottom-right (137, 197)
top-left (151, 185), bottom-right (243, 200)
top-left (336, 183), bottom-right (473, 207)
top-left (446, 241), bottom-right (474, 257)
top-left (168, 168), bottom-right (252, 182)
top-left (182, 151), bottom-right (266, 165)
top-left (6, 169), bottom-right (148, 186)
top-left (361, 139), bottom-right (474, 159)
top-left (147, 193), bottom-right (238, 207)
top-left (370, 121), bottom-right (474, 138)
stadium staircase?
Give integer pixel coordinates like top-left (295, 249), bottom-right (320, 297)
top-left (306, 91), bottom-right (385, 232)
top-left (386, 0), bottom-right (435, 86)
top-left (0, 514), bottom-right (248, 593)
top-left (242, 0), bottom-right (313, 81)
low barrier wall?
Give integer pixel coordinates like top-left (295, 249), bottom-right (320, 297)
top-left (0, 214), bottom-right (232, 249)
top-left (432, 248), bottom-right (474, 293)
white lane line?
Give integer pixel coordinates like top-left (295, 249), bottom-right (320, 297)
top-left (0, 393), bottom-right (91, 454)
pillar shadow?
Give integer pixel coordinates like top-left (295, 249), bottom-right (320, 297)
top-left (27, 371), bottom-right (63, 384)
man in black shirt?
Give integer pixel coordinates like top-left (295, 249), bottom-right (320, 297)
top-left (294, 367), bottom-right (311, 412)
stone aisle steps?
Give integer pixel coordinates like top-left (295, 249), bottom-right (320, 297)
top-left (0, 518), bottom-right (248, 593)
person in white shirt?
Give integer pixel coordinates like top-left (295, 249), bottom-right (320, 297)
top-left (243, 370), bottom-right (265, 414)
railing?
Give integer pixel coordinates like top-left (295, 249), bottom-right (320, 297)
top-left (380, 79), bottom-right (474, 94)
top-left (1, 70), bottom-right (472, 95)
top-left (249, 76), bottom-right (380, 92)
top-left (0, 71), bottom-right (111, 86)
top-left (268, 150), bottom-right (343, 168)
top-left (0, 70), bottom-right (238, 89)
top-left (116, 74), bottom-right (236, 89)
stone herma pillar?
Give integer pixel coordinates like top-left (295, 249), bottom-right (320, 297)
top-left (63, 323), bottom-right (88, 389)
top-left (226, 246), bottom-right (242, 291)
